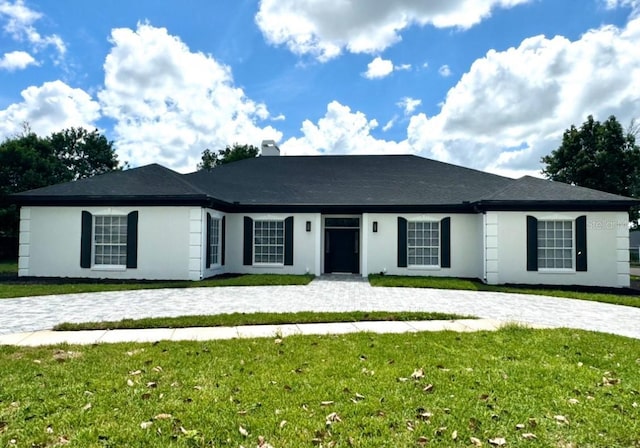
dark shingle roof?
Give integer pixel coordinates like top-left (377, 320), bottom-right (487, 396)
top-left (483, 176), bottom-right (631, 202)
top-left (184, 155), bottom-right (513, 206)
top-left (12, 164), bottom-right (211, 206)
top-left (12, 155), bottom-right (639, 211)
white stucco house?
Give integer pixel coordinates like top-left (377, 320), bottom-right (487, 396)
top-left (12, 144), bottom-right (638, 287)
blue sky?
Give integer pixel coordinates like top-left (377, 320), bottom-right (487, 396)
top-left (0, 0), bottom-right (638, 176)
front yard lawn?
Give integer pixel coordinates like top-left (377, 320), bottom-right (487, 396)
top-left (1, 327), bottom-right (638, 446)
top-left (370, 275), bottom-right (640, 309)
top-left (53, 311), bottom-right (471, 331)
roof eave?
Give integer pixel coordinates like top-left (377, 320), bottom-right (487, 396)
top-left (11, 194), bottom-right (232, 209)
top-left (475, 200), bottom-right (640, 212)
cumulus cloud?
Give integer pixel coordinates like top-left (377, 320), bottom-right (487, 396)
top-left (0, 80), bottom-right (100, 139)
top-left (406, 17), bottom-right (640, 177)
top-left (97, 23), bottom-right (281, 171)
top-left (397, 97), bottom-right (422, 115)
top-left (438, 64), bottom-right (452, 77)
top-left (256, 0), bottom-right (531, 60)
top-left (281, 100), bottom-right (411, 155)
top-left (382, 117), bottom-right (396, 132)
top-left (0, 50), bottom-right (36, 70)
top-left (363, 57), bottom-right (412, 79)
top-left (363, 56), bottom-right (394, 79)
top-left (603, 0), bottom-right (640, 13)
top-left (0, 0), bottom-right (66, 57)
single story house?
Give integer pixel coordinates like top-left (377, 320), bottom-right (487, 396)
top-left (12, 143), bottom-right (638, 287)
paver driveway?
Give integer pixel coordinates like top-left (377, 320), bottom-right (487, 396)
top-left (1, 276), bottom-right (639, 339)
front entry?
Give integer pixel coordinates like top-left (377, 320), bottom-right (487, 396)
top-left (324, 228), bottom-right (359, 274)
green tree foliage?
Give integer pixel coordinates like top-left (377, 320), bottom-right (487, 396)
top-left (542, 115), bottom-right (640, 196)
top-left (541, 115), bottom-right (640, 224)
top-left (197, 143), bottom-right (259, 170)
top-left (48, 127), bottom-right (120, 180)
top-left (0, 127), bottom-right (121, 240)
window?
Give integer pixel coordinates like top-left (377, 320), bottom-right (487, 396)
top-left (254, 220), bottom-right (284, 264)
top-left (209, 217), bottom-right (220, 265)
top-left (94, 215), bottom-right (127, 266)
top-left (538, 220), bottom-right (573, 269)
top-left (407, 221), bottom-right (439, 266)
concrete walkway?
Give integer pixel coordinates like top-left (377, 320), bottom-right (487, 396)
top-left (0, 318), bottom-right (516, 346)
top-left (1, 276), bottom-right (639, 345)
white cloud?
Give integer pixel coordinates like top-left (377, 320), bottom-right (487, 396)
top-left (256, 0), bottom-right (531, 60)
top-left (0, 0), bottom-right (66, 57)
top-left (397, 97), bottom-right (422, 115)
top-left (98, 23), bottom-right (282, 171)
top-left (281, 100), bottom-right (411, 155)
top-left (382, 117), bottom-right (396, 132)
top-left (0, 50), bottom-right (36, 70)
top-left (438, 64), bottom-right (452, 77)
top-left (363, 57), bottom-right (413, 79)
top-left (603, 0), bottom-right (640, 14)
top-left (406, 17), bottom-right (640, 176)
top-left (363, 56), bottom-right (394, 79)
top-left (0, 80), bottom-right (100, 139)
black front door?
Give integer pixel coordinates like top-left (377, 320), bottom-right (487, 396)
top-left (325, 229), bottom-right (359, 274)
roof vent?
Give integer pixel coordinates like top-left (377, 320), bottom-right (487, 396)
top-left (261, 140), bottom-right (280, 156)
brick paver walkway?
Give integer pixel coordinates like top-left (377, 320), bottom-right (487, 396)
top-left (1, 276), bottom-right (638, 339)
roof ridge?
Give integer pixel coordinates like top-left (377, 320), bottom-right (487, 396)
top-left (149, 164), bottom-right (210, 196)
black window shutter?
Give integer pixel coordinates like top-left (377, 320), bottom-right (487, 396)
top-left (80, 211), bottom-right (92, 268)
top-left (126, 211), bottom-right (139, 269)
top-left (284, 216), bottom-right (294, 266)
top-left (221, 216), bottom-right (226, 266)
top-left (206, 213), bottom-right (212, 269)
top-left (576, 215), bottom-right (587, 271)
top-left (397, 217), bottom-right (407, 268)
top-left (441, 217), bottom-right (451, 268)
top-left (243, 217), bottom-right (253, 265)
top-left (526, 215), bottom-right (538, 271)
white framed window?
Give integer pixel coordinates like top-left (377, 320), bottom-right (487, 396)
top-left (209, 217), bottom-right (220, 265)
top-left (407, 221), bottom-right (440, 266)
top-left (538, 220), bottom-right (573, 269)
top-left (94, 215), bottom-right (127, 266)
top-left (254, 220), bottom-right (284, 264)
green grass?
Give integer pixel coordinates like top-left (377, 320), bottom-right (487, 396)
top-left (0, 261), bottom-right (17, 274)
top-left (370, 274), bottom-right (640, 309)
top-left (53, 311), bottom-right (471, 331)
top-left (0, 274), bottom-right (314, 299)
top-left (1, 328), bottom-right (639, 446)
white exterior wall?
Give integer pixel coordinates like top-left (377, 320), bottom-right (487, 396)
top-left (224, 212), bottom-right (321, 276)
top-left (19, 206), bottom-right (198, 280)
top-left (364, 213), bottom-right (483, 278)
top-left (488, 211), bottom-right (629, 287)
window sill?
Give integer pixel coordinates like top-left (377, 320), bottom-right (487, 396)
top-left (92, 265), bottom-right (127, 272)
top-left (538, 269), bottom-right (575, 274)
top-left (408, 265), bottom-right (441, 271)
top-left (253, 263), bottom-right (285, 269)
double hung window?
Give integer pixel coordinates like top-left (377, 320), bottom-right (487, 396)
top-left (407, 221), bottom-right (440, 266)
top-left (254, 220), bottom-right (284, 264)
top-left (537, 220), bottom-right (573, 269)
top-left (94, 215), bottom-right (127, 266)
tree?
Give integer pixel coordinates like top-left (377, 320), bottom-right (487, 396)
top-left (541, 115), bottom-right (640, 223)
top-left (48, 127), bottom-right (120, 180)
top-left (197, 143), bottom-right (259, 170)
top-left (0, 127), bottom-right (121, 243)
